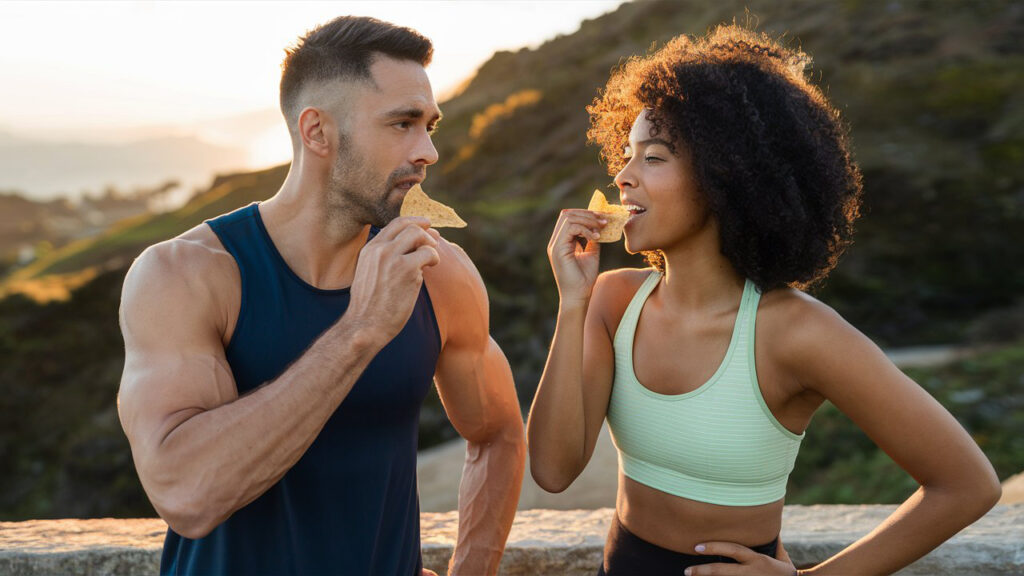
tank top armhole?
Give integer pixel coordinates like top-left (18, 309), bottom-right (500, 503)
top-left (419, 281), bottom-right (443, 355)
top-left (745, 282), bottom-right (804, 441)
top-left (206, 215), bottom-right (250, 356)
top-left (611, 270), bottom-right (662, 352)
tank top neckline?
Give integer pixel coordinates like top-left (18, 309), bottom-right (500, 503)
top-left (251, 202), bottom-right (354, 296)
top-left (621, 271), bottom-right (755, 402)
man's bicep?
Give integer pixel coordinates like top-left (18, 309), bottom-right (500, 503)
top-left (117, 247), bottom-right (238, 458)
top-left (434, 334), bottom-right (520, 443)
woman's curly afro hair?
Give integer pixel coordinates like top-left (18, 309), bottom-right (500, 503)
top-left (587, 24), bottom-right (863, 290)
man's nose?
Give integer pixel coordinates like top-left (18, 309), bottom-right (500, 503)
top-left (413, 132), bottom-right (439, 166)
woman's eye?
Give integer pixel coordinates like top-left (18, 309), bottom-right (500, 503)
top-left (644, 156), bottom-right (662, 163)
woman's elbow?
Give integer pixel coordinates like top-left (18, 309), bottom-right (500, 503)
top-left (528, 454), bottom-right (580, 493)
top-left (530, 468), bottom-right (573, 494)
top-left (978, 470), bottom-right (1003, 511)
top-left (950, 461), bottom-right (1003, 521)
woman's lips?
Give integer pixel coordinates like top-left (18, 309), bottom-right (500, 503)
top-left (623, 204), bottom-right (646, 226)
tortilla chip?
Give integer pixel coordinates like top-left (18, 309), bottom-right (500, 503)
top-left (586, 189), bottom-right (629, 242)
top-left (400, 184), bottom-right (467, 228)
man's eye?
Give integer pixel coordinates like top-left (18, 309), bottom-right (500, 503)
top-left (395, 121), bottom-right (411, 129)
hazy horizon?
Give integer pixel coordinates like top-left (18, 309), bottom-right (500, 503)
top-left (0, 1), bottom-right (627, 203)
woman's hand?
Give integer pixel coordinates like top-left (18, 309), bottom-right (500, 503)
top-left (683, 541), bottom-right (797, 576)
top-left (547, 209), bottom-right (606, 308)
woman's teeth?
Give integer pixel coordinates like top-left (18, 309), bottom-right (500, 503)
top-left (623, 204), bottom-right (646, 216)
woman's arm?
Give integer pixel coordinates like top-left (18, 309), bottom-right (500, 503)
top-left (785, 302), bottom-right (1000, 574)
top-left (689, 297), bottom-right (1000, 576)
top-left (527, 209), bottom-right (614, 492)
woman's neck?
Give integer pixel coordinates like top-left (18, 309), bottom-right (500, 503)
top-left (658, 235), bottom-right (745, 312)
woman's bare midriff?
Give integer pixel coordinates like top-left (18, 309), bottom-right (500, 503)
top-left (616, 472), bottom-right (784, 553)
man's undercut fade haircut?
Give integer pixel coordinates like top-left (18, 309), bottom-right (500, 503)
top-left (588, 24), bottom-right (863, 291)
top-left (280, 16), bottom-right (433, 124)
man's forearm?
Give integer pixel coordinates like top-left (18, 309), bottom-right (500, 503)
top-left (449, 425), bottom-right (526, 576)
top-left (143, 315), bottom-right (383, 537)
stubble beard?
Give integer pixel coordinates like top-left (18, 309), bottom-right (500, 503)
top-left (327, 135), bottom-right (424, 229)
top-left (327, 134), bottom-right (396, 229)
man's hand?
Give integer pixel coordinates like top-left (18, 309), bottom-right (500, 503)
top-left (683, 541), bottom-right (797, 576)
top-left (348, 217), bottom-right (440, 346)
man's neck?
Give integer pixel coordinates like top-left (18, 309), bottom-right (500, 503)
top-left (259, 172), bottom-right (370, 291)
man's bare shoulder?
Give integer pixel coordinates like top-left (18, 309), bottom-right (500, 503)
top-left (128, 223), bottom-right (236, 292)
top-left (121, 222), bottom-right (240, 339)
top-left (422, 235), bottom-right (485, 299)
top-left (421, 235), bottom-right (488, 347)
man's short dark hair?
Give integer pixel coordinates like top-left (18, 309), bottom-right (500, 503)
top-left (280, 16), bottom-right (433, 124)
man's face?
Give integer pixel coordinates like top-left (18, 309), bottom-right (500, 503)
top-left (327, 56), bottom-right (441, 228)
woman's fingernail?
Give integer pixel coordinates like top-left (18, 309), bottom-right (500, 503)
top-left (683, 569), bottom-right (691, 576)
top-left (695, 544), bottom-right (706, 552)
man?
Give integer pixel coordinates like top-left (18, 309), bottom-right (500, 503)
top-left (117, 16), bottom-right (525, 576)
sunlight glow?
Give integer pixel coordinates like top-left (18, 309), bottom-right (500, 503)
top-left (0, 1), bottom-right (625, 143)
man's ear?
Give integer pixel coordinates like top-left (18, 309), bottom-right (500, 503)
top-left (298, 107), bottom-right (332, 158)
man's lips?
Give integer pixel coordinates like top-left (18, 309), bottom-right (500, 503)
top-left (393, 175), bottom-right (424, 190)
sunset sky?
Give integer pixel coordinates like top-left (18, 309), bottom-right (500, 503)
top-left (1, 1), bottom-right (626, 171)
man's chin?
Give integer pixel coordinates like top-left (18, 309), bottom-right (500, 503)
top-left (375, 205), bottom-right (402, 228)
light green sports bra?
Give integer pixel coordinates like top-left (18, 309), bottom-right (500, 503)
top-left (606, 271), bottom-right (804, 507)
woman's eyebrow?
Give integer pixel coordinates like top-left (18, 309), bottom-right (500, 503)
top-left (634, 138), bottom-right (672, 149)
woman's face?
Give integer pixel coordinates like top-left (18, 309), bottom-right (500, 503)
top-left (614, 110), bottom-right (710, 255)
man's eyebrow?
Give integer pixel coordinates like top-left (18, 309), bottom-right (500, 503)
top-left (381, 107), bottom-right (443, 123)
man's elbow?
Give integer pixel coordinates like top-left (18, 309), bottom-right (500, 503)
top-left (464, 415), bottom-right (526, 472)
top-left (144, 470), bottom-right (228, 540)
top-left (152, 492), bottom-right (221, 540)
top-left (479, 416), bottom-right (526, 457)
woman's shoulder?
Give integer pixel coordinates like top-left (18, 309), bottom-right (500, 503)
top-left (756, 285), bottom-right (857, 365)
top-left (595, 267), bottom-right (655, 301)
top-left (591, 268), bottom-right (658, 337)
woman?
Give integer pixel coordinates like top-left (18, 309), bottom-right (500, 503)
top-left (526, 25), bottom-right (1000, 575)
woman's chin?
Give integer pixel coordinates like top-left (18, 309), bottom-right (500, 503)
top-left (623, 234), bottom-right (643, 255)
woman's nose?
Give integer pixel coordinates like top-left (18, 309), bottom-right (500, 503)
top-left (614, 164), bottom-right (636, 190)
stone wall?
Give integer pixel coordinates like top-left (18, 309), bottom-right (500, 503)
top-left (2, 505), bottom-right (1021, 575)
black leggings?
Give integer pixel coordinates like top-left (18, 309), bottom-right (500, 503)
top-left (597, 514), bottom-right (779, 575)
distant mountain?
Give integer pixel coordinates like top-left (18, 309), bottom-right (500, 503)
top-left (0, 131), bottom-right (248, 201)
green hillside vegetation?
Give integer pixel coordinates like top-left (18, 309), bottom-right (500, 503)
top-left (2, 0), bottom-right (1022, 518)
top-left (788, 342), bottom-right (1024, 503)
top-left (4, 166), bottom-right (288, 290)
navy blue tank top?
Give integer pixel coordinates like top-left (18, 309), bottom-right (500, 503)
top-left (160, 203), bottom-right (441, 575)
